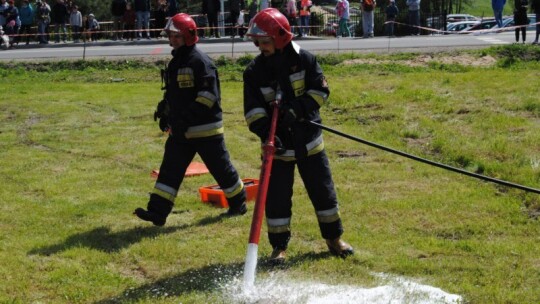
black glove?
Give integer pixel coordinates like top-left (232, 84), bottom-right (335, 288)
top-left (272, 135), bottom-right (286, 156)
top-left (279, 100), bottom-right (303, 129)
top-left (154, 99), bottom-right (170, 132)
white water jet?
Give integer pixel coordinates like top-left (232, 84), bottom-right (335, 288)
top-left (242, 243), bottom-right (259, 289)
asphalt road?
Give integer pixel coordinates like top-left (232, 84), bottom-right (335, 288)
top-left (0, 30), bottom-right (533, 61)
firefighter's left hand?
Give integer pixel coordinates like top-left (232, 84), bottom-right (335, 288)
top-left (158, 117), bottom-right (169, 132)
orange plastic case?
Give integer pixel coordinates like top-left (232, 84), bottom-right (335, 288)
top-left (199, 178), bottom-right (259, 208)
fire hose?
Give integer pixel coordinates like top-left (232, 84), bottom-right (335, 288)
top-left (307, 120), bottom-right (540, 195)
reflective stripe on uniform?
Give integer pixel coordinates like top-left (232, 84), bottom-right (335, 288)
top-left (153, 182), bottom-right (177, 202)
top-left (272, 135), bottom-right (324, 161)
top-left (260, 87), bottom-right (275, 102)
top-left (267, 217), bottom-right (291, 234)
top-left (222, 178), bottom-right (244, 198)
top-left (316, 207), bottom-right (340, 223)
top-left (245, 107), bottom-right (268, 126)
top-left (289, 70), bottom-right (306, 97)
top-left (185, 121), bottom-right (224, 139)
top-left (177, 67), bottom-right (194, 88)
top-left (306, 89), bottom-right (328, 107)
top-left (195, 91), bottom-right (218, 108)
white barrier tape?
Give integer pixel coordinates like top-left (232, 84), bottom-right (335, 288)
top-left (385, 20), bottom-right (540, 35)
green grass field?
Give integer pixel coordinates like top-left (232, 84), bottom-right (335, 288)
top-left (1, 45), bottom-right (539, 303)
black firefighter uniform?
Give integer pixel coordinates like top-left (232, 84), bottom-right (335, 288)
top-left (243, 41), bottom-right (344, 250)
top-left (149, 45), bottom-right (247, 218)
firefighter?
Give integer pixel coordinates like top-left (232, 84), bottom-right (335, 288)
top-left (243, 8), bottom-right (354, 264)
top-left (134, 13), bottom-right (247, 226)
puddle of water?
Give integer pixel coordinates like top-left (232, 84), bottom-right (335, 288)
top-left (222, 272), bottom-right (462, 304)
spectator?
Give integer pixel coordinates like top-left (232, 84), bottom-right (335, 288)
top-left (514, 0), bottom-right (528, 43)
top-left (247, 0), bottom-right (258, 24)
top-left (229, 0), bottom-right (245, 37)
top-left (86, 13), bottom-right (99, 41)
top-left (299, 0), bottom-right (311, 37)
top-left (123, 1), bottom-right (136, 41)
top-left (259, 0), bottom-right (269, 10)
top-left (111, 0), bottom-right (127, 41)
top-left (0, 0), bottom-right (8, 28)
top-left (19, 0), bottom-right (34, 45)
top-left (154, 0), bottom-right (168, 38)
top-left (336, 0), bottom-right (351, 37)
top-left (492, 0), bottom-right (507, 28)
top-left (51, 0), bottom-right (68, 43)
top-left (530, 0), bottom-right (539, 44)
top-left (69, 4), bottom-right (81, 42)
top-left (202, 0), bottom-right (221, 38)
top-left (285, 0), bottom-right (298, 36)
top-left (36, 0), bottom-right (50, 44)
top-left (406, 0), bottom-right (420, 35)
top-left (4, 0), bottom-right (19, 47)
top-left (133, 0), bottom-right (150, 39)
top-left (361, 0), bottom-right (376, 38)
top-left (385, 0), bottom-right (398, 37)
top-left (167, 0), bottom-right (177, 17)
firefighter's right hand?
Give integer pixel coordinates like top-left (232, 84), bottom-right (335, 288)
top-left (154, 99), bottom-right (169, 121)
top-left (158, 117), bottom-right (169, 132)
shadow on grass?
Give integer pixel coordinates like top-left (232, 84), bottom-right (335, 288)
top-left (27, 212), bottom-right (228, 256)
top-left (94, 262), bottom-right (245, 304)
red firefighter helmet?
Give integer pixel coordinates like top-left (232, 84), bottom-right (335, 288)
top-left (246, 8), bottom-right (293, 49)
top-left (163, 13), bottom-right (199, 46)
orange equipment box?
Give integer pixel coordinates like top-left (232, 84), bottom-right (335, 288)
top-left (199, 178), bottom-right (259, 208)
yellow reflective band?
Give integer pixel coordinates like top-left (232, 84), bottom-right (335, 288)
top-left (317, 212), bottom-right (341, 223)
top-left (267, 224), bottom-right (291, 234)
top-left (307, 141), bottom-right (324, 157)
top-left (195, 95), bottom-right (215, 108)
top-left (307, 89), bottom-right (328, 107)
top-left (185, 126), bottom-right (224, 139)
top-left (152, 188), bottom-right (176, 203)
top-left (224, 180), bottom-right (244, 198)
top-left (290, 71), bottom-right (306, 97)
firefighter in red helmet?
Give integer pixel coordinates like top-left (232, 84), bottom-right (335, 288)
top-left (243, 8), bottom-right (354, 264)
top-left (134, 13), bottom-right (247, 226)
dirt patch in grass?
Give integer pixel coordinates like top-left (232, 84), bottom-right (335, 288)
top-left (343, 54), bottom-right (497, 67)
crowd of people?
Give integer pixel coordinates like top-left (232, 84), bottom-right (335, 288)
top-left (2, 0), bottom-right (539, 49)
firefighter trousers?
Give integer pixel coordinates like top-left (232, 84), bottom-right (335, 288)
top-left (266, 150), bottom-right (344, 250)
top-left (151, 135), bottom-right (247, 213)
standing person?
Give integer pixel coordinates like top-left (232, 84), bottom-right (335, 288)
top-left (492, 0), bottom-right (507, 28)
top-left (385, 0), bottom-right (398, 37)
top-left (4, 0), bottom-right (19, 47)
top-left (36, 0), bottom-right (50, 44)
top-left (69, 4), bottom-right (81, 42)
top-left (243, 8), bottom-right (354, 264)
top-left (202, 0), bottom-right (221, 38)
top-left (361, 0), bottom-right (375, 38)
top-left (123, 1), bottom-right (136, 41)
top-left (514, 0), bottom-right (528, 43)
top-left (532, 0), bottom-right (540, 44)
top-left (86, 13), bottom-right (99, 41)
top-left (133, 0), bottom-right (150, 39)
top-left (229, 0), bottom-right (245, 36)
top-left (247, 0), bottom-right (258, 24)
top-left (336, 0), bottom-right (351, 37)
top-left (299, 0), bottom-right (311, 37)
top-left (259, 0), bottom-right (269, 10)
top-left (406, 0), bottom-right (420, 35)
top-left (134, 13), bottom-right (248, 226)
top-left (154, 0), bottom-right (168, 38)
top-left (167, 0), bottom-right (177, 17)
top-left (285, 0), bottom-right (298, 37)
top-left (51, 0), bottom-right (68, 43)
top-left (18, 0), bottom-right (34, 45)
top-left (111, 0), bottom-right (127, 41)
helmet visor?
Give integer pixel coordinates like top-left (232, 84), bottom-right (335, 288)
top-left (246, 22), bottom-right (269, 39)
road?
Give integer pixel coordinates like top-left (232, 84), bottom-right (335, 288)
top-left (0, 30), bottom-right (532, 61)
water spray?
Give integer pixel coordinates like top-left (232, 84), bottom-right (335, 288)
top-left (308, 120), bottom-right (540, 195)
top-left (243, 91), bottom-right (282, 288)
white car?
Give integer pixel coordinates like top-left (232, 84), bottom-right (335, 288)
top-left (445, 20), bottom-right (480, 34)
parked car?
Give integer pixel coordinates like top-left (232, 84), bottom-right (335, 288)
top-left (499, 14), bottom-right (536, 30)
top-left (445, 20), bottom-right (480, 34)
top-left (446, 14), bottom-right (480, 23)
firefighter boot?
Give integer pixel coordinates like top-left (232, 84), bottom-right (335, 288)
top-left (222, 201), bottom-right (247, 217)
top-left (326, 238), bottom-right (354, 258)
top-left (269, 247), bottom-right (287, 265)
top-left (134, 194), bottom-right (173, 226)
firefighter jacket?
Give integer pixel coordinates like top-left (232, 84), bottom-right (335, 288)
top-left (164, 45), bottom-right (224, 141)
top-left (243, 41), bottom-right (329, 160)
